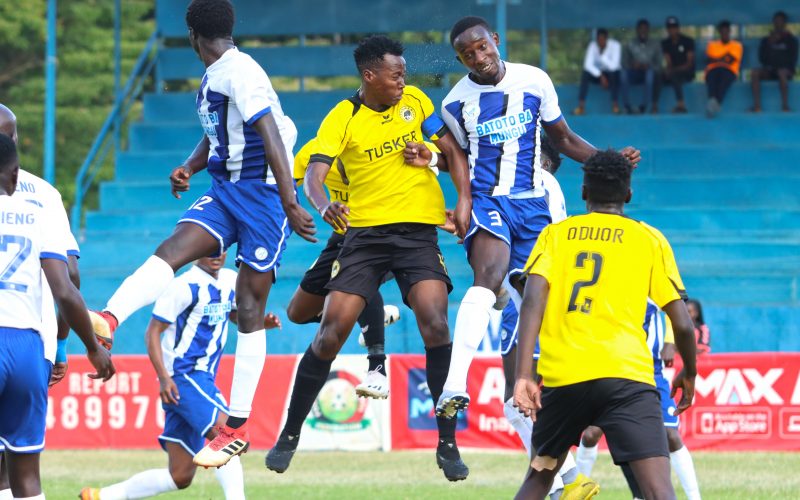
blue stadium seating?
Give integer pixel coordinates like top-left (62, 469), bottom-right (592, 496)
top-left (71, 1), bottom-right (800, 355)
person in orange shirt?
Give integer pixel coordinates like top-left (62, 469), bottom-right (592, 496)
top-left (705, 20), bottom-right (743, 117)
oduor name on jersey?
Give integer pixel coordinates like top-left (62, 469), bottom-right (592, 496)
top-left (567, 226), bottom-right (624, 243)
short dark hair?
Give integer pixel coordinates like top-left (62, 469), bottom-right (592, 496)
top-left (450, 16), bottom-right (492, 46)
top-left (582, 149), bottom-right (632, 204)
top-left (0, 133), bottom-right (17, 173)
top-left (718, 19), bottom-right (731, 30)
top-left (774, 11), bottom-right (788, 22)
top-left (540, 133), bottom-right (562, 174)
top-left (186, 0), bottom-right (234, 40)
top-left (687, 298), bottom-right (705, 325)
top-left (636, 18), bottom-right (650, 28)
top-left (353, 35), bottom-right (404, 73)
top-left (596, 28), bottom-right (609, 38)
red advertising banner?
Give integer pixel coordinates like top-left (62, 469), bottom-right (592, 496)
top-left (46, 355), bottom-right (297, 449)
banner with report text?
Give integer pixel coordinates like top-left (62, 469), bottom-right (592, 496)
top-left (46, 353), bottom-right (800, 451)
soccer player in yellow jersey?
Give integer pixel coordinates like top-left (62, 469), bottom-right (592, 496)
top-left (266, 35), bottom-right (472, 481)
top-left (513, 150), bottom-right (697, 500)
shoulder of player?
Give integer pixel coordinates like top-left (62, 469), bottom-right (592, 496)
top-left (631, 219), bottom-right (674, 249)
top-left (16, 169), bottom-right (62, 199)
top-left (401, 85), bottom-right (433, 111)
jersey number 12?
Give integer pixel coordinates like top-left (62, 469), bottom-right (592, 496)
top-left (567, 251), bottom-right (603, 314)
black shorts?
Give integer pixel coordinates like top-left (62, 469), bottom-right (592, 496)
top-left (326, 223), bottom-right (452, 305)
top-left (532, 378), bottom-right (668, 465)
top-left (757, 66), bottom-right (795, 80)
top-left (299, 232), bottom-right (346, 296)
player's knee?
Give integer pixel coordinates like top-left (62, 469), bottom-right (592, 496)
top-left (666, 428), bottom-right (683, 452)
top-left (420, 315), bottom-right (450, 346)
top-left (473, 262), bottom-right (506, 292)
top-left (313, 323), bottom-right (346, 358)
top-left (170, 469), bottom-right (195, 489)
top-left (581, 426), bottom-right (602, 446)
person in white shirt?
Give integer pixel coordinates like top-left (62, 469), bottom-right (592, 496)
top-left (575, 28), bottom-right (622, 115)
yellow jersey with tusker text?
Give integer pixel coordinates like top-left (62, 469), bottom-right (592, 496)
top-left (309, 85), bottom-right (448, 227)
top-left (524, 212), bottom-right (687, 387)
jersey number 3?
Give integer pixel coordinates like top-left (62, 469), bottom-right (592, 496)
top-left (567, 251), bottom-right (603, 314)
top-left (0, 235), bottom-right (32, 292)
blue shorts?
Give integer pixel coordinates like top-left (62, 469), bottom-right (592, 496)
top-left (655, 372), bottom-right (679, 427)
top-left (159, 371), bottom-right (228, 456)
top-left (463, 193), bottom-right (551, 277)
top-left (498, 302), bottom-right (540, 359)
top-left (179, 179), bottom-right (291, 273)
top-left (0, 328), bottom-right (51, 453)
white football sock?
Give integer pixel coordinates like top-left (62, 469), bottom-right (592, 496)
top-left (105, 255), bottom-right (174, 324)
top-left (442, 286), bottom-right (496, 393)
top-left (671, 445), bottom-right (701, 500)
top-left (99, 469), bottom-right (177, 499)
top-left (215, 455), bottom-right (245, 499)
top-left (559, 452), bottom-right (577, 481)
top-left (575, 442), bottom-right (598, 477)
top-left (0, 488), bottom-right (11, 500)
top-left (228, 330), bottom-right (267, 418)
top-left (503, 397), bottom-right (532, 457)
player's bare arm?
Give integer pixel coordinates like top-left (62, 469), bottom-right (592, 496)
top-left (41, 258), bottom-right (115, 382)
top-left (513, 274), bottom-right (549, 419)
top-left (50, 254), bottom-right (81, 387)
top-left (144, 318), bottom-right (180, 405)
top-left (433, 133), bottom-right (472, 238)
top-left (252, 112), bottom-right (317, 242)
top-left (170, 135), bottom-right (210, 198)
top-left (543, 118), bottom-right (641, 167)
top-left (664, 299), bottom-right (697, 415)
top-left (305, 160), bottom-right (350, 233)
top-left (661, 342), bottom-right (677, 367)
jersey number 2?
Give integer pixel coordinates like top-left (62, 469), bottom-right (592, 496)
top-left (567, 252), bottom-right (603, 314)
top-left (0, 235), bottom-right (32, 292)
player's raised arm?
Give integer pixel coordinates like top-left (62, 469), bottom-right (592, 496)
top-left (252, 113), bottom-right (317, 242)
top-left (170, 135), bottom-right (209, 198)
top-left (513, 274), bottom-right (549, 419)
top-left (304, 160), bottom-right (349, 233)
top-left (144, 317), bottom-right (180, 405)
top-left (433, 133), bottom-right (472, 239)
top-left (41, 259), bottom-right (115, 381)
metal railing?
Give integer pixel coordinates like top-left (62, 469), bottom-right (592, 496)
top-left (70, 30), bottom-right (159, 234)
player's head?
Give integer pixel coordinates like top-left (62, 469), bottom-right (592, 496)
top-left (539, 133), bottom-right (561, 175)
top-left (186, 0), bottom-right (234, 51)
top-left (636, 18), bottom-right (650, 39)
top-left (596, 28), bottom-right (608, 48)
top-left (0, 133), bottom-right (19, 196)
top-left (0, 104), bottom-right (18, 145)
top-left (665, 16), bottom-right (680, 37)
top-left (581, 149), bottom-right (632, 207)
top-left (773, 11), bottom-right (788, 31)
top-left (354, 35), bottom-right (406, 107)
top-left (686, 298), bottom-right (704, 325)
top-left (197, 252), bottom-right (227, 276)
top-left (717, 20), bottom-right (731, 42)
top-left (450, 16), bottom-right (502, 82)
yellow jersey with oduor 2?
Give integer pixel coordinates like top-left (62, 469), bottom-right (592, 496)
top-left (525, 212), bottom-right (687, 387)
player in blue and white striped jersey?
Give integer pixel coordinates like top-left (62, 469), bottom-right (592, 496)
top-left (437, 15), bottom-right (641, 418)
top-left (81, 253), bottom-right (280, 500)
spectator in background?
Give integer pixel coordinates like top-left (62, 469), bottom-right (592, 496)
top-left (574, 28), bottom-right (622, 115)
top-left (661, 16), bottom-right (696, 113)
top-left (751, 11), bottom-right (798, 112)
top-left (621, 19), bottom-right (662, 114)
top-left (687, 299), bottom-right (711, 355)
top-left (705, 20), bottom-right (743, 117)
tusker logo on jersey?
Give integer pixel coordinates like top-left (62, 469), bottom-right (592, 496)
top-left (476, 109), bottom-right (534, 145)
top-left (400, 106), bottom-right (416, 122)
top-left (198, 110), bottom-right (220, 138)
top-left (407, 368), bottom-right (467, 430)
top-left (308, 370), bottom-right (371, 431)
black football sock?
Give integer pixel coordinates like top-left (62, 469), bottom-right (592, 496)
top-left (226, 416), bottom-right (247, 429)
top-left (359, 292), bottom-right (387, 374)
top-left (426, 343), bottom-right (457, 445)
top-left (282, 345), bottom-right (333, 437)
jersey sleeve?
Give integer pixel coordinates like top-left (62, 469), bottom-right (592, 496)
top-left (38, 204), bottom-right (68, 262)
top-left (647, 227), bottom-right (688, 308)
top-left (536, 68), bottom-right (563, 125)
top-left (229, 58), bottom-right (274, 126)
top-left (151, 279), bottom-right (192, 325)
top-left (441, 98), bottom-right (469, 150)
top-left (407, 86), bottom-right (447, 140)
top-left (524, 224), bottom-right (554, 283)
top-left (48, 187), bottom-right (80, 257)
top-left (310, 101), bottom-right (354, 166)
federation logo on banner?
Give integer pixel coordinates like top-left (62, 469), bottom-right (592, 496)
top-left (309, 370), bottom-right (372, 431)
top-left (407, 368), bottom-right (467, 431)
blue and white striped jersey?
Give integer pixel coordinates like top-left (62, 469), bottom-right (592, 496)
top-left (196, 47), bottom-right (297, 184)
top-left (644, 299), bottom-right (666, 376)
top-left (152, 266), bottom-right (237, 377)
top-left (441, 62), bottom-right (563, 198)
